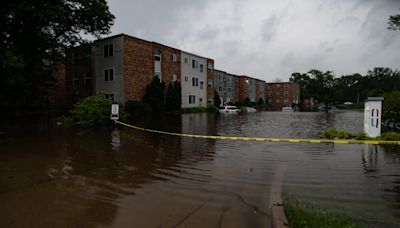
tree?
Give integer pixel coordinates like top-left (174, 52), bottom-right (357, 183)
top-left (143, 77), bottom-right (166, 113)
top-left (214, 91), bottom-right (221, 107)
top-left (165, 81), bottom-right (182, 112)
top-left (0, 0), bottom-right (115, 116)
top-left (307, 69), bottom-right (335, 112)
top-left (70, 94), bottom-right (112, 126)
top-left (258, 98), bottom-right (265, 106)
top-left (388, 13), bottom-right (400, 30)
top-left (383, 91), bottom-right (400, 129)
top-left (244, 97), bottom-right (251, 107)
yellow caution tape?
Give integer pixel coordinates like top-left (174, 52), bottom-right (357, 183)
top-left (115, 121), bottom-right (400, 145)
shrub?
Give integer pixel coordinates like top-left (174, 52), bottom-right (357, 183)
top-left (70, 95), bottom-right (113, 126)
top-left (125, 100), bottom-right (152, 119)
top-left (379, 132), bottom-right (400, 141)
top-left (244, 97), bottom-right (251, 107)
top-left (143, 77), bottom-right (166, 113)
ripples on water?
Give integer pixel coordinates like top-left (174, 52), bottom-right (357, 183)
top-left (0, 111), bottom-right (400, 227)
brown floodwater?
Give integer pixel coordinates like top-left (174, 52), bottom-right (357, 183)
top-left (1, 111), bottom-right (400, 227)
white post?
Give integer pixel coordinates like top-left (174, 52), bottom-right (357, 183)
top-left (364, 97), bottom-right (384, 138)
top-left (111, 103), bottom-right (119, 121)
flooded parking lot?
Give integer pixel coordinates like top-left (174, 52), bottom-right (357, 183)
top-left (1, 111), bottom-right (400, 227)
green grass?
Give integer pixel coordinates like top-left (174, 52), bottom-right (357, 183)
top-left (283, 199), bottom-right (363, 228)
top-left (321, 129), bottom-right (400, 141)
top-left (321, 129), bottom-right (368, 140)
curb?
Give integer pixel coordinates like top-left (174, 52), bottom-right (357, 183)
top-left (271, 202), bottom-right (289, 228)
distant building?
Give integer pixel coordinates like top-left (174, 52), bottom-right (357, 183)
top-left (237, 76), bottom-right (265, 104)
top-left (214, 70), bottom-right (238, 105)
top-left (265, 82), bottom-right (300, 111)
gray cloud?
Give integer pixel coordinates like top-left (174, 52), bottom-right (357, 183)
top-left (106, 0), bottom-right (400, 81)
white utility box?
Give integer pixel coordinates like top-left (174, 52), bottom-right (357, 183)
top-left (364, 97), bottom-right (384, 138)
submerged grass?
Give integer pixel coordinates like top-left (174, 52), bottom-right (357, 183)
top-left (283, 197), bottom-right (363, 228)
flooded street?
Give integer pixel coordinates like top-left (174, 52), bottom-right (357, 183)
top-left (1, 111), bottom-right (400, 227)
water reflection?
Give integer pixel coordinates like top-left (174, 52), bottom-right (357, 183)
top-left (363, 144), bottom-right (378, 173)
top-left (1, 111), bottom-right (400, 227)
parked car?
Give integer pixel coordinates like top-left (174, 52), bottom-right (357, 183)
top-left (219, 105), bottom-right (240, 113)
top-left (282, 107), bottom-right (294, 112)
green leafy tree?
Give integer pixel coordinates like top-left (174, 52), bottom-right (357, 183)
top-left (70, 94), bottom-right (112, 126)
top-left (383, 91), bottom-right (400, 129)
top-left (214, 91), bottom-right (221, 107)
top-left (143, 77), bottom-right (166, 113)
top-left (165, 81), bottom-right (182, 112)
top-left (388, 13), bottom-right (400, 30)
top-left (307, 70), bottom-right (335, 112)
top-left (258, 98), bottom-right (265, 106)
top-left (0, 0), bottom-right (115, 116)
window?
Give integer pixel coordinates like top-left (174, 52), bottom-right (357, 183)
top-left (154, 53), bottom-right (161, 61)
top-left (191, 77), bottom-right (199, 87)
top-left (171, 53), bottom-right (177, 61)
top-left (276, 92), bottom-right (280, 96)
top-left (73, 73), bottom-right (79, 86)
top-left (228, 87), bottom-right (232, 92)
top-left (185, 75), bottom-right (188, 82)
top-left (84, 73), bottom-right (91, 85)
top-left (199, 98), bottom-right (203, 103)
top-left (105, 93), bottom-right (114, 101)
top-left (172, 74), bottom-right (177, 82)
top-left (104, 68), bottom-right (114, 82)
top-left (276, 99), bottom-right (280, 103)
top-left (208, 79), bottom-right (213, 88)
top-left (200, 81), bottom-right (204, 90)
top-left (208, 96), bottom-right (213, 104)
top-left (189, 95), bottom-right (196, 104)
top-left (192, 59), bottom-right (196, 68)
top-left (284, 99), bottom-right (289, 104)
top-left (207, 63), bottom-right (213, 71)
top-left (276, 84), bottom-right (280, 88)
top-left (218, 86), bottom-right (223, 92)
top-left (284, 91), bottom-right (288, 96)
top-left (200, 64), bottom-right (204, 72)
top-left (284, 84), bottom-right (289, 89)
top-left (155, 72), bottom-right (161, 81)
top-left (268, 92), bottom-right (272, 97)
top-left (104, 44), bottom-right (113, 57)
top-left (184, 58), bottom-right (188, 64)
top-left (195, 61), bottom-right (199, 69)
top-left (268, 99), bottom-right (273, 104)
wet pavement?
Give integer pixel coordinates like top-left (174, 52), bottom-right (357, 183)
top-left (1, 111), bottom-right (400, 227)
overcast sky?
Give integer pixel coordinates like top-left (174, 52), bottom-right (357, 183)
top-left (105, 0), bottom-right (400, 81)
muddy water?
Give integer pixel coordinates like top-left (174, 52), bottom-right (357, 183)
top-left (1, 111), bottom-right (400, 227)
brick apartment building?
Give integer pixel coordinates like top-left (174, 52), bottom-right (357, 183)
top-left (237, 76), bottom-right (266, 103)
top-left (265, 82), bottom-right (300, 111)
top-left (55, 34), bottom-right (301, 111)
top-left (92, 34), bottom-right (182, 104)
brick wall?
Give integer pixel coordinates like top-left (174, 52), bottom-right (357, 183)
top-left (65, 45), bottom-right (93, 107)
top-left (265, 82), bottom-right (300, 111)
top-left (207, 59), bottom-right (215, 106)
top-left (152, 42), bottom-right (181, 86)
top-left (123, 36), bottom-right (154, 101)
